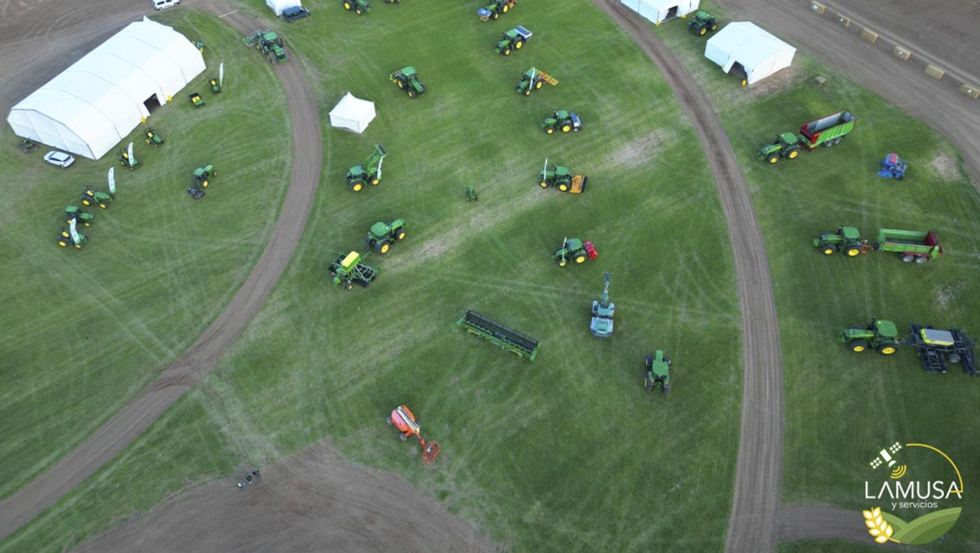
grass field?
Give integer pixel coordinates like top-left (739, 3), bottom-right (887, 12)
top-left (0, 10), bottom-right (290, 500)
top-left (654, 5), bottom-right (980, 550)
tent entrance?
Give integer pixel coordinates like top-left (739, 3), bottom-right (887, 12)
top-left (665, 6), bottom-right (678, 20)
top-left (730, 62), bottom-right (748, 85)
top-left (143, 95), bottom-right (162, 113)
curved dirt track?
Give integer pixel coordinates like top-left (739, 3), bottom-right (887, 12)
top-left (591, 2), bottom-right (785, 552)
top-left (0, 2), bottom-right (323, 540)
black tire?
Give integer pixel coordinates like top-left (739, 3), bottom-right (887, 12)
top-left (492, 11), bottom-right (499, 19)
top-left (503, 48), bottom-right (510, 56)
top-left (558, 183), bottom-right (569, 192)
top-left (395, 229), bottom-right (406, 240)
top-left (535, 80), bottom-right (543, 89)
top-left (876, 343), bottom-right (898, 355)
top-left (848, 339), bottom-right (869, 353)
top-left (407, 90), bottom-right (416, 98)
top-left (787, 149), bottom-right (800, 159)
top-left (949, 353), bottom-right (962, 364)
top-left (766, 153), bottom-right (779, 164)
top-left (400, 432), bottom-right (408, 441)
top-left (820, 243), bottom-right (836, 255)
top-left (377, 242), bottom-right (390, 254)
top-left (699, 27), bottom-right (706, 36)
top-left (711, 23), bottom-right (718, 31)
top-left (545, 127), bottom-right (555, 134)
top-left (901, 254), bottom-right (914, 263)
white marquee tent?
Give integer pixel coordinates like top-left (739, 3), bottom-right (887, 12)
top-left (7, 17), bottom-right (205, 160)
top-left (704, 22), bottom-right (796, 85)
top-left (329, 93), bottom-right (376, 134)
top-left (267, 0), bottom-right (302, 16)
top-left (620, 0), bottom-right (699, 25)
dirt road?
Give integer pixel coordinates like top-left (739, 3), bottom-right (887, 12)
top-left (591, 2), bottom-right (785, 552)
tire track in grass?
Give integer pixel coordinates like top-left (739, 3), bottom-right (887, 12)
top-left (590, 2), bottom-right (785, 553)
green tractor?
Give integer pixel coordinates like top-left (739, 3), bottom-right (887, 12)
top-left (539, 159), bottom-right (588, 193)
top-left (644, 351), bottom-right (672, 394)
top-left (687, 10), bottom-right (719, 36)
top-left (515, 67), bottom-right (557, 96)
top-left (542, 110), bottom-right (582, 134)
top-left (64, 206), bottom-right (95, 228)
top-left (145, 128), bottom-right (164, 146)
top-left (553, 237), bottom-right (597, 267)
top-left (478, 0), bottom-right (515, 21)
top-left (840, 318), bottom-right (902, 355)
top-left (189, 91), bottom-right (206, 107)
top-left (194, 165), bottom-right (216, 189)
top-left (329, 251), bottom-right (378, 289)
top-left (346, 144), bottom-right (387, 192)
top-left (244, 31), bottom-right (288, 63)
top-left (57, 219), bottom-right (88, 249)
top-left (813, 225), bottom-right (865, 257)
top-left (590, 272), bottom-right (615, 338)
top-left (494, 25), bottom-right (532, 55)
top-left (466, 184), bottom-right (478, 202)
top-left (20, 138), bottom-right (39, 153)
top-left (81, 186), bottom-right (114, 209)
top-left (389, 67), bottom-right (426, 98)
top-left (209, 77), bottom-right (222, 94)
top-left (365, 219), bottom-right (407, 254)
top-left (342, 0), bottom-right (371, 15)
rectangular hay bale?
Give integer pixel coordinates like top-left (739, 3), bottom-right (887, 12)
top-left (860, 28), bottom-right (878, 43)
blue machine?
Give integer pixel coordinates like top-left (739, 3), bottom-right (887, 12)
top-left (877, 153), bottom-right (908, 180)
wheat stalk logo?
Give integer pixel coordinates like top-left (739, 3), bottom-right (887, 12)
top-left (863, 507), bottom-right (897, 543)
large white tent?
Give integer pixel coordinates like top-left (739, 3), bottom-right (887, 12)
top-left (7, 17), bottom-right (204, 160)
top-left (329, 93), bottom-right (376, 134)
top-left (266, 0), bottom-right (302, 16)
top-left (704, 22), bottom-right (796, 85)
top-left (620, 0), bottom-right (699, 25)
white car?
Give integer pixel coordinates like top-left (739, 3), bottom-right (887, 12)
top-left (43, 151), bottom-right (75, 168)
top-left (153, 0), bottom-right (179, 10)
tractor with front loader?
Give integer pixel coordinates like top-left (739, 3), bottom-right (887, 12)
top-left (840, 318), bottom-right (902, 355)
top-left (516, 67), bottom-right (558, 95)
top-left (542, 110), bottom-right (582, 134)
top-left (759, 110), bottom-right (857, 163)
top-left (365, 219), bottom-right (407, 254)
top-left (478, 0), bottom-right (516, 21)
top-left (494, 25), bottom-right (532, 55)
top-left (553, 237), bottom-right (597, 267)
top-left (65, 206), bottom-right (95, 227)
top-left (590, 272), bottom-right (615, 338)
top-left (342, 0), bottom-right (371, 15)
top-left (81, 186), bottom-right (114, 209)
top-left (386, 405), bottom-right (441, 463)
top-left (329, 251), bottom-right (378, 289)
top-left (244, 30), bottom-right (288, 63)
top-left (539, 159), bottom-right (587, 193)
top-left (389, 67), bottom-right (426, 98)
top-left (688, 10), bottom-right (719, 36)
top-left (346, 144), bottom-right (387, 192)
top-left (644, 351), bottom-right (672, 394)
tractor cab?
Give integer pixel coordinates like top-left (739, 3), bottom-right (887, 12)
top-left (644, 351), bottom-right (672, 394)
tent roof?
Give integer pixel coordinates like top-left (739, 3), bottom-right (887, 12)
top-left (707, 22), bottom-right (795, 69)
top-left (329, 92), bottom-right (376, 122)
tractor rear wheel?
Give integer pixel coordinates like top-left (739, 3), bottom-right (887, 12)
top-left (820, 243), bottom-right (836, 255)
top-left (344, 1), bottom-right (351, 9)
top-left (378, 242), bottom-right (390, 254)
top-left (575, 254), bottom-right (586, 264)
top-left (515, 40), bottom-right (523, 49)
top-left (877, 344), bottom-right (898, 355)
top-left (396, 229), bottom-right (406, 240)
top-left (502, 4), bottom-right (508, 12)
top-left (562, 124), bottom-right (571, 132)
top-left (558, 183), bottom-right (569, 192)
top-left (848, 339), bottom-right (869, 353)
top-left (845, 246), bottom-right (861, 257)
top-left (767, 153), bottom-right (779, 164)
top-left (352, 182), bottom-right (363, 192)
top-left (787, 149), bottom-right (800, 159)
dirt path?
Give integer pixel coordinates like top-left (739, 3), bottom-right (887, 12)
top-left (0, 2), bottom-right (323, 540)
top-left (591, 2), bottom-right (785, 552)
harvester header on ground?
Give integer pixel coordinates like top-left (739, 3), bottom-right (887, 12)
top-left (457, 310), bottom-right (540, 361)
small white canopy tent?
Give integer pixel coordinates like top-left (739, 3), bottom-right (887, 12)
top-left (267, 0), bottom-right (302, 16)
top-left (704, 22), bottom-right (796, 85)
top-left (329, 93), bottom-right (376, 134)
top-left (7, 17), bottom-right (204, 160)
top-left (620, 0), bottom-right (699, 25)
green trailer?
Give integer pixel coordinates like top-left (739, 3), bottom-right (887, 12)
top-left (759, 110), bottom-right (857, 163)
top-left (457, 310), bottom-right (539, 361)
top-left (814, 226), bottom-right (942, 263)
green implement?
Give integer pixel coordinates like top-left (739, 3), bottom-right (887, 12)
top-left (644, 351), bottom-right (672, 394)
top-left (346, 144), bottom-right (387, 192)
top-left (759, 111), bottom-right (857, 163)
top-left (840, 318), bottom-right (902, 355)
top-left (813, 225), bottom-right (942, 263)
top-left (328, 251), bottom-right (378, 289)
top-left (457, 310), bottom-right (539, 361)
top-left (389, 67), bottom-right (426, 98)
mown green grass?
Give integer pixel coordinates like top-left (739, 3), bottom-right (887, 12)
top-left (0, 9), bottom-right (290, 499)
top-left (5, 0), bottom-right (744, 550)
top-left (654, 5), bottom-right (980, 550)
top-left (0, 392), bottom-right (237, 552)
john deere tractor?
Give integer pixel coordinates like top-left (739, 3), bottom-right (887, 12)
top-left (553, 237), bottom-right (597, 267)
top-left (342, 0), bottom-right (371, 15)
top-left (365, 219), bottom-right (407, 254)
top-left (644, 351), bottom-right (672, 394)
top-left (244, 30), bottom-right (287, 63)
top-left (542, 110), bottom-right (581, 134)
top-left (346, 144), bottom-right (387, 192)
top-left (329, 251), bottom-right (378, 289)
top-left (389, 67), bottom-right (426, 98)
top-left (479, 0), bottom-right (515, 21)
top-left (840, 318), bottom-right (902, 355)
top-left (145, 128), bottom-right (164, 146)
top-left (118, 149), bottom-right (139, 169)
top-left (494, 25), bottom-right (532, 55)
top-left (65, 206), bottom-right (95, 227)
top-left (688, 10), bottom-right (719, 36)
top-left (515, 67), bottom-right (557, 96)
top-left (539, 159), bottom-right (587, 193)
top-left (193, 165), bottom-right (216, 189)
top-left (57, 221), bottom-right (88, 249)
top-left (81, 186), bottom-right (114, 209)
top-left (813, 225), bottom-right (866, 257)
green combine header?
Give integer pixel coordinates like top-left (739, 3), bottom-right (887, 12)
top-left (457, 310), bottom-right (540, 361)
